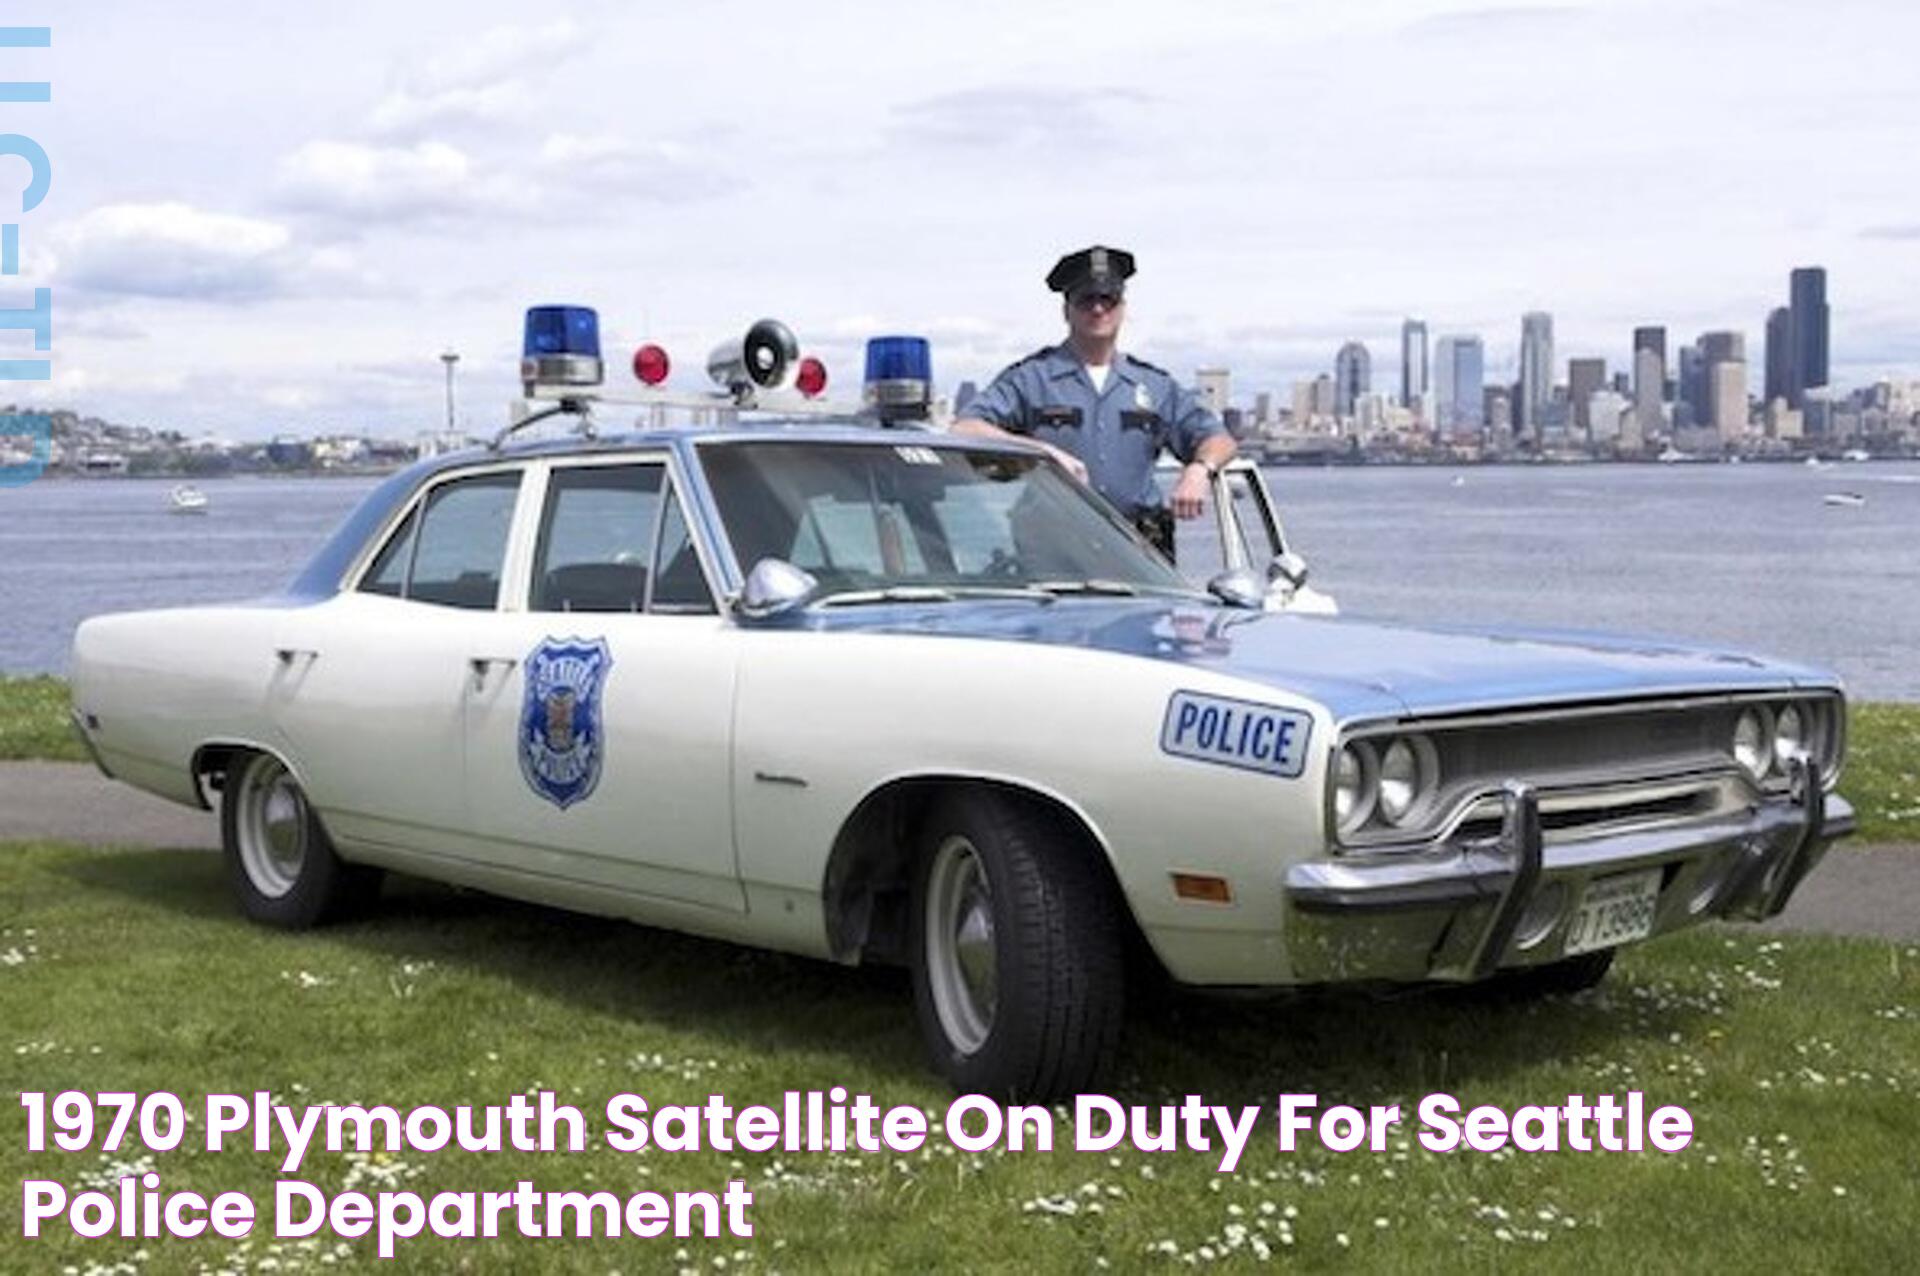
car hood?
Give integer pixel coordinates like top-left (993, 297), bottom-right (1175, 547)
top-left (792, 599), bottom-right (1839, 722)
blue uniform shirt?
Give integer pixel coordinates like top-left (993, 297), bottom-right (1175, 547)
top-left (962, 344), bottom-right (1228, 515)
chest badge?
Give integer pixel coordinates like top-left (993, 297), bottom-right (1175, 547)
top-left (1134, 382), bottom-right (1154, 411)
top-left (519, 637), bottom-right (613, 809)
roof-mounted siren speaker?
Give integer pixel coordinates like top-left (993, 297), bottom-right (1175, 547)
top-left (708, 318), bottom-right (799, 400)
top-left (521, 305), bottom-right (604, 394)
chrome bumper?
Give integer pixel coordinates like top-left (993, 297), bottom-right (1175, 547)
top-left (1282, 757), bottom-right (1855, 983)
top-left (70, 707), bottom-right (115, 780)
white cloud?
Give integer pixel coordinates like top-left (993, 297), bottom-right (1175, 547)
top-left (368, 18), bottom-right (587, 135)
top-left (52, 202), bottom-right (294, 301)
top-left (274, 140), bottom-right (490, 221)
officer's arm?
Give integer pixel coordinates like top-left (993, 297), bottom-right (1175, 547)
top-left (950, 372), bottom-right (1090, 483)
top-left (1166, 382), bottom-right (1236, 517)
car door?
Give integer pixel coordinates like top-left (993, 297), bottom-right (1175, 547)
top-left (1162, 458), bottom-right (1336, 613)
top-left (268, 464), bottom-right (530, 858)
top-left (459, 455), bottom-right (746, 912)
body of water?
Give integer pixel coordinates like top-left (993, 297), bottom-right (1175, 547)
top-left (3, 462), bottom-right (1915, 700)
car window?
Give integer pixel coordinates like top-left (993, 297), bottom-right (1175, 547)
top-left (650, 479), bottom-right (717, 614)
top-left (532, 463), bottom-right (664, 613)
top-left (359, 506), bottom-right (419, 598)
top-left (703, 442), bottom-right (1190, 595)
top-left (1227, 471), bottom-right (1282, 565)
top-left (406, 471), bottom-right (523, 609)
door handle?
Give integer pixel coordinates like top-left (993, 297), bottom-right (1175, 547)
top-left (275, 647), bottom-right (320, 665)
top-left (468, 655), bottom-right (518, 690)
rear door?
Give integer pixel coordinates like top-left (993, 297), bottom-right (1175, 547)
top-left (269, 465), bottom-right (528, 856)
top-left (459, 455), bottom-right (745, 911)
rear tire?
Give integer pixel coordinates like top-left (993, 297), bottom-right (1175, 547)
top-left (910, 791), bottom-right (1125, 1100)
top-left (221, 751), bottom-right (378, 928)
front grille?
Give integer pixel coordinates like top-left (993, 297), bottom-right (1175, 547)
top-left (1453, 787), bottom-right (1713, 842)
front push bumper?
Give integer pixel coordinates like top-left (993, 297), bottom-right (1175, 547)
top-left (1282, 757), bottom-right (1855, 984)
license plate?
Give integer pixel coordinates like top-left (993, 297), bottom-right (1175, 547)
top-left (1563, 868), bottom-right (1662, 956)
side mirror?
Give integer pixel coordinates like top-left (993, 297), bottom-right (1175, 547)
top-left (736, 558), bottom-right (819, 619)
top-left (1206, 568), bottom-right (1266, 610)
top-left (1268, 551), bottom-right (1310, 591)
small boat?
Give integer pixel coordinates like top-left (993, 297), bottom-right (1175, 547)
top-left (1803, 456), bottom-right (1830, 470)
top-left (168, 484), bottom-right (209, 514)
top-left (1822, 492), bottom-right (1866, 508)
top-left (1842, 449), bottom-right (1871, 462)
top-left (1450, 475), bottom-right (1466, 487)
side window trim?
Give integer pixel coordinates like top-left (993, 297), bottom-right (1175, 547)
top-left (348, 462), bottom-right (528, 601)
top-left (645, 471), bottom-right (722, 615)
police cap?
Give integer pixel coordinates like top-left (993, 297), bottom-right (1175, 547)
top-left (1046, 244), bottom-right (1135, 300)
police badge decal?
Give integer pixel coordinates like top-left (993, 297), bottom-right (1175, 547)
top-left (519, 637), bottom-right (613, 809)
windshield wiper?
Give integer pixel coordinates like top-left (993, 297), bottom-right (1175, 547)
top-left (1030, 579), bottom-right (1141, 597)
top-left (816, 586), bottom-right (959, 606)
top-left (817, 584), bottom-right (1062, 606)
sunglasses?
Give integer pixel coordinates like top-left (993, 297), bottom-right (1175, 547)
top-left (1070, 290), bottom-right (1124, 310)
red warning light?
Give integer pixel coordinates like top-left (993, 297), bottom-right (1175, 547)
top-left (633, 344), bottom-right (671, 386)
top-left (796, 356), bottom-right (828, 398)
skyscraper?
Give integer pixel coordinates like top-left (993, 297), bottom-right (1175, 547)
top-left (1632, 326), bottom-right (1666, 439)
top-left (1434, 335), bottom-right (1485, 437)
top-left (1399, 319), bottom-right (1428, 409)
top-left (1335, 341), bottom-right (1371, 418)
top-left (1518, 312), bottom-right (1554, 438)
top-left (1764, 308), bottom-right (1792, 406)
top-left (1676, 345), bottom-right (1705, 429)
top-left (1567, 358), bottom-right (1607, 435)
top-left (1788, 266), bottom-right (1828, 408)
top-left (1195, 367), bottom-right (1232, 416)
top-left (1699, 331), bottom-right (1747, 435)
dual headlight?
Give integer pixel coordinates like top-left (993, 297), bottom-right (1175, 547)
top-left (1731, 700), bottom-right (1825, 784)
top-left (1334, 734), bottom-right (1440, 836)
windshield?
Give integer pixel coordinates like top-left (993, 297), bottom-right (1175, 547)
top-left (700, 440), bottom-right (1194, 599)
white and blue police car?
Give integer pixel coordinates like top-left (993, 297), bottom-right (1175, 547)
top-left (71, 306), bottom-right (1854, 1098)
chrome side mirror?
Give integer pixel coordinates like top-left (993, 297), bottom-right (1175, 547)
top-left (1206, 567), bottom-right (1266, 610)
top-left (1268, 551), bottom-right (1310, 591)
top-left (736, 558), bottom-right (819, 619)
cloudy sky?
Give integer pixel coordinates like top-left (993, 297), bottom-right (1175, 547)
top-left (9, 0), bottom-right (1918, 437)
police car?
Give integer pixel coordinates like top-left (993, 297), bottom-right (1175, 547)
top-left (70, 306), bottom-right (1854, 1099)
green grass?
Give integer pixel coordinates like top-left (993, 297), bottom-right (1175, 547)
top-left (7, 678), bottom-right (1916, 842)
top-left (0, 676), bottom-right (84, 763)
top-left (3, 842), bottom-right (1918, 1272)
top-left (1844, 703), bottom-right (1920, 842)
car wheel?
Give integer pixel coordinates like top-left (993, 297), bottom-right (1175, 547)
top-left (222, 751), bottom-right (376, 927)
top-left (1495, 948), bottom-right (1615, 998)
top-left (910, 792), bottom-right (1124, 1099)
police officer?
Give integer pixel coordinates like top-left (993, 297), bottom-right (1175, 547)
top-left (951, 245), bottom-right (1236, 560)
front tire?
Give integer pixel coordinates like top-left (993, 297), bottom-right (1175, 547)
top-left (910, 792), bottom-right (1125, 1099)
top-left (221, 752), bottom-right (376, 928)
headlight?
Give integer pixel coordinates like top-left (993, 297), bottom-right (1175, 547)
top-left (1334, 742), bottom-right (1377, 834)
top-left (1732, 707), bottom-right (1772, 781)
top-left (1378, 735), bottom-right (1437, 825)
top-left (1773, 703), bottom-right (1807, 766)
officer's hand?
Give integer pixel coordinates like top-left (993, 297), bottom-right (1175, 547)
top-left (1170, 469), bottom-right (1209, 519)
top-left (1043, 444), bottom-right (1089, 484)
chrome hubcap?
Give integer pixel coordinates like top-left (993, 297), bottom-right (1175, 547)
top-left (926, 835), bottom-right (997, 1054)
top-left (237, 756), bottom-right (307, 897)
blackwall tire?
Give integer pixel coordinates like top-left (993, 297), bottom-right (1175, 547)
top-left (221, 752), bottom-right (376, 928)
top-left (910, 791), bottom-right (1125, 1100)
